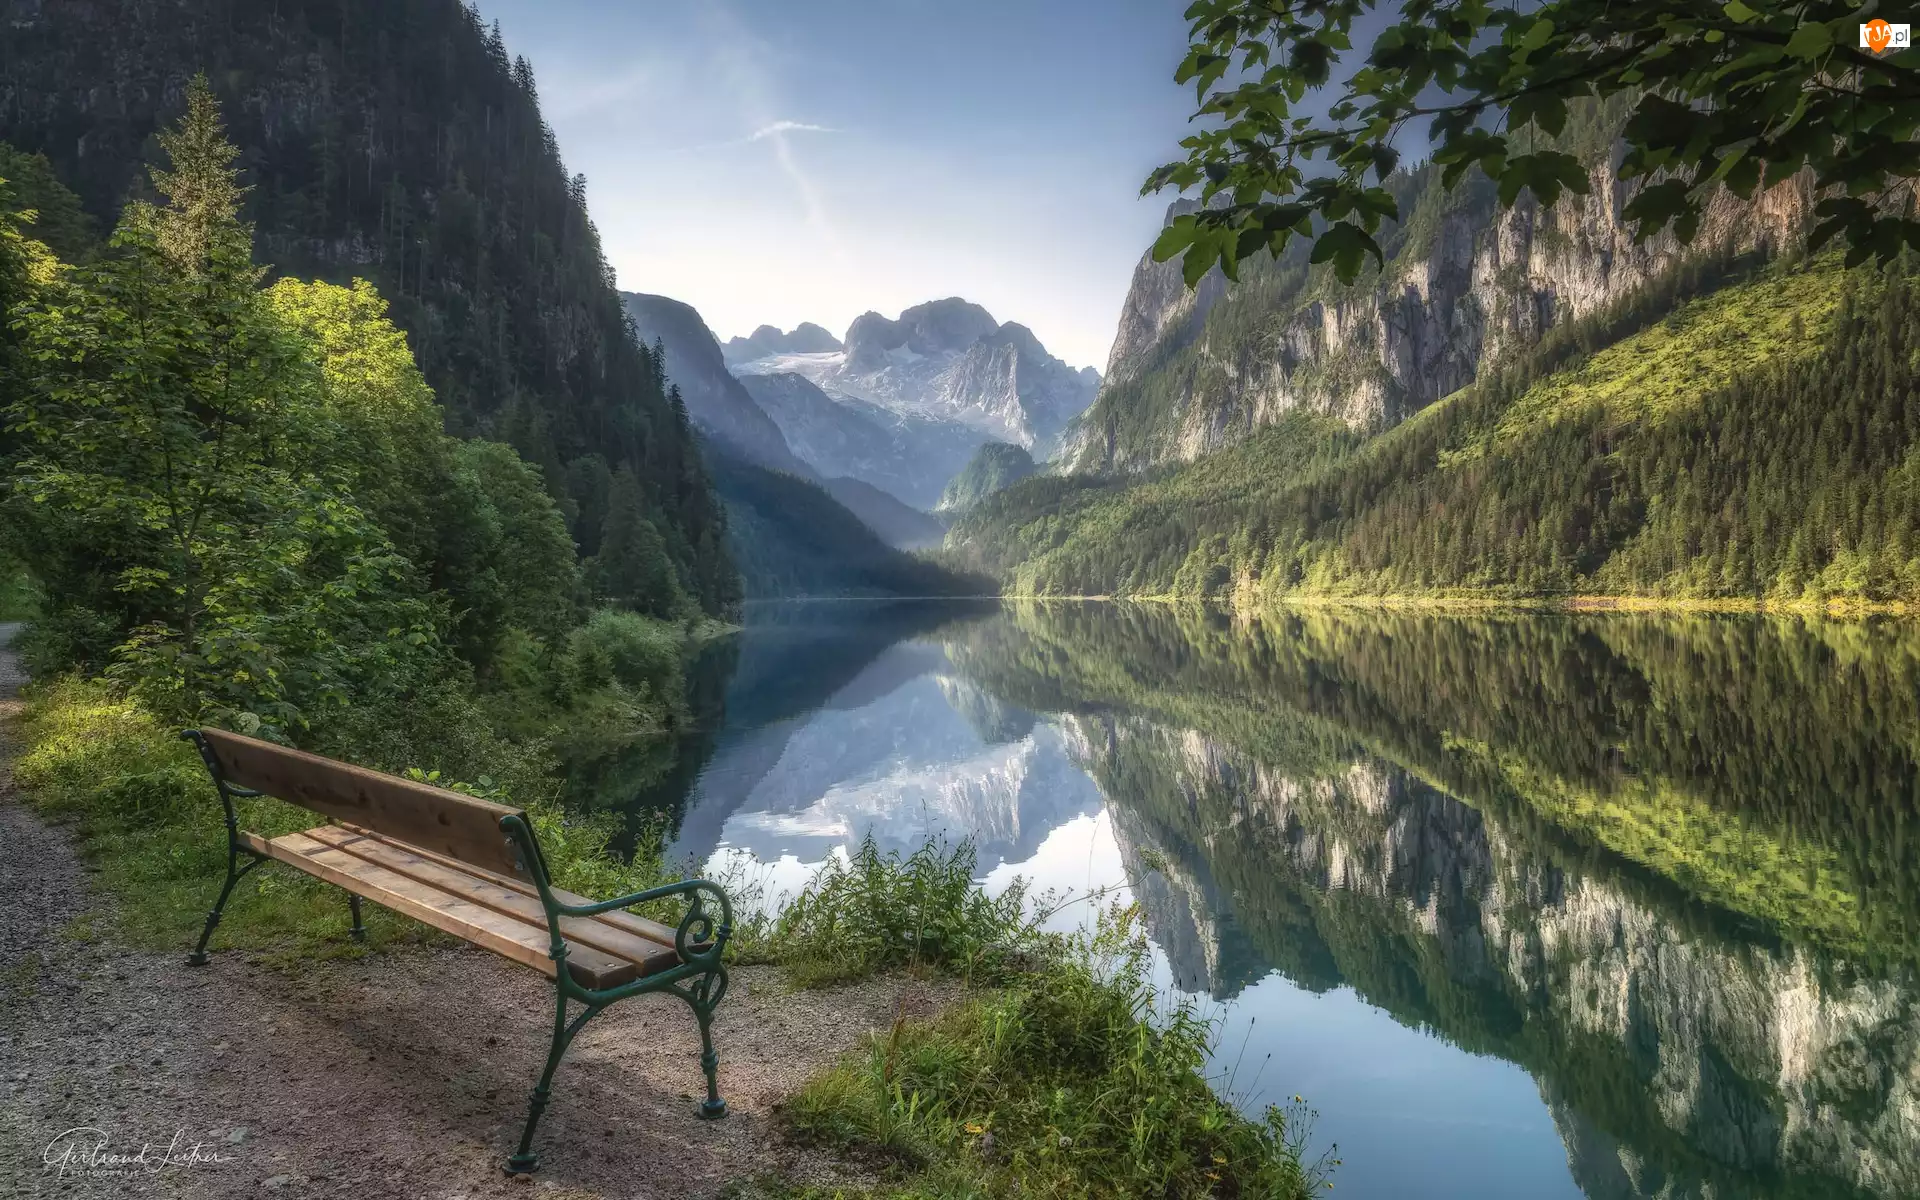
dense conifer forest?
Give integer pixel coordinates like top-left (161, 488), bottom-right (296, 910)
top-left (0, 75), bottom-right (724, 809)
top-left (0, 0), bottom-right (737, 613)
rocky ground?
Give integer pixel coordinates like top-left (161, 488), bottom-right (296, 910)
top-left (0, 625), bottom-right (944, 1198)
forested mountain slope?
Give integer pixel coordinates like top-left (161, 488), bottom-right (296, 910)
top-left (939, 442), bottom-right (1037, 514)
top-left (621, 291), bottom-right (811, 477)
top-left (955, 257), bottom-right (1920, 606)
top-left (710, 456), bottom-right (977, 599)
top-left (0, 0), bottom-right (736, 612)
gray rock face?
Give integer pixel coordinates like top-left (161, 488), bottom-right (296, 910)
top-left (620, 292), bottom-right (811, 477)
top-left (734, 298), bottom-right (1101, 456)
top-left (1102, 199), bottom-right (1231, 389)
top-left (845, 298), bottom-right (1003, 369)
top-left (1075, 169), bottom-right (1815, 473)
top-left (723, 322), bottom-right (843, 365)
top-left (739, 371), bottom-right (982, 511)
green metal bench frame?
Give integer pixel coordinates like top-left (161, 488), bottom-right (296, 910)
top-left (180, 728), bottom-right (734, 1173)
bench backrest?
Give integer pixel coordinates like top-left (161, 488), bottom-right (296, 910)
top-left (193, 729), bottom-right (533, 882)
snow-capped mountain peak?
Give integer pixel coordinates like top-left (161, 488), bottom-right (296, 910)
top-left (732, 298), bottom-right (1100, 453)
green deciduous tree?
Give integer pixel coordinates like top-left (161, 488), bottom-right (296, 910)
top-left (2, 77), bottom-right (438, 734)
top-left (451, 439), bottom-right (582, 649)
top-left (0, 143), bottom-right (96, 263)
top-left (1150, 0), bottom-right (1920, 285)
top-left (264, 277), bottom-right (452, 569)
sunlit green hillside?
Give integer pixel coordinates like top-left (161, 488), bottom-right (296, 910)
top-left (955, 259), bottom-right (1920, 606)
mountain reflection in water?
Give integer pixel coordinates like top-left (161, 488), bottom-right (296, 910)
top-left (564, 599), bottom-right (1920, 1200)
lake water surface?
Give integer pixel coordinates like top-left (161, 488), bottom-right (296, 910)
top-left (573, 600), bottom-right (1920, 1200)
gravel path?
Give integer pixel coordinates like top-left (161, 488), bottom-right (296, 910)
top-left (0, 625), bottom-right (942, 1198)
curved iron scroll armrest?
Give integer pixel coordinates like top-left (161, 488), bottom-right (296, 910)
top-left (557, 880), bottom-right (734, 967)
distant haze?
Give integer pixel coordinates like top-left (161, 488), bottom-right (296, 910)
top-left (479, 0), bottom-right (1193, 371)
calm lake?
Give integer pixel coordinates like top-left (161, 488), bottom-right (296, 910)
top-left (571, 600), bottom-right (1920, 1200)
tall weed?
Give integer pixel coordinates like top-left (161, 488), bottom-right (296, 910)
top-left (769, 836), bottom-right (1049, 987)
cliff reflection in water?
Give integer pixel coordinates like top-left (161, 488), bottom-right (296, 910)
top-left (945, 603), bottom-right (1920, 1200)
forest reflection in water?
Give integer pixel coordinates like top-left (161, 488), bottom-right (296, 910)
top-left (567, 599), bottom-right (1920, 1200)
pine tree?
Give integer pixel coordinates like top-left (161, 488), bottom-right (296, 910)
top-left (591, 469), bottom-right (688, 619)
top-left (138, 75), bottom-right (252, 277)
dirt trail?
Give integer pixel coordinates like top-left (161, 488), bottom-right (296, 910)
top-left (0, 625), bottom-right (934, 1198)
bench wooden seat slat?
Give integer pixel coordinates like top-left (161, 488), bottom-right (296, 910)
top-left (241, 830), bottom-right (641, 989)
top-left (298, 826), bottom-right (683, 977)
top-left (306, 823), bottom-right (686, 948)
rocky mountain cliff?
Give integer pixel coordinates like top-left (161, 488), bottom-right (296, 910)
top-left (738, 371), bottom-right (978, 512)
top-left (1071, 156), bottom-right (1815, 472)
top-left (723, 321), bottom-right (843, 365)
top-left (616, 292), bottom-right (972, 583)
top-left (732, 298), bottom-right (1101, 455)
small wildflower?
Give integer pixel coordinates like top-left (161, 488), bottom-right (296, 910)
top-left (1211, 1151), bottom-right (1228, 1164)
top-left (965, 1122), bottom-right (986, 1135)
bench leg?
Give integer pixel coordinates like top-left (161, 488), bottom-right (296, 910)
top-left (187, 854), bottom-right (263, 966)
top-left (348, 893), bottom-right (366, 942)
top-left (690, 966), bottom-right (729, 1120)
top-left (506, 989), bottom-right (598, 1174)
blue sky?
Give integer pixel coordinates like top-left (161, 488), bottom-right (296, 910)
top-left (480, 0), bottom-right (1197, 371)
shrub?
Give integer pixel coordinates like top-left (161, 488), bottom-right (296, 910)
top-left (563, 608), bottom-right (684, 702)
top-left (768, 836), bottom-right (1048, 988)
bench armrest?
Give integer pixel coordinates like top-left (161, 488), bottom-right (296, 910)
top-left (557, 880), bottom-right (733, 967)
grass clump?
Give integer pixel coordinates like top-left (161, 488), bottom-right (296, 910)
top-left (745, 841), bottom-right (1330, 1195)
top-left (11, 676), bottom-right (424, 956)
top-left (776, 908), bottom-right (1328, 1199)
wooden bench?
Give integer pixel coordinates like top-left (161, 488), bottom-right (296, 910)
top-left (181, 728), bottom-right (733, 1173)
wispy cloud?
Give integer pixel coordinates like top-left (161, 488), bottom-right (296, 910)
top-left (698, 2), bottom-right (847, 257)
top-left (749, 120), bottom-right (838, 141)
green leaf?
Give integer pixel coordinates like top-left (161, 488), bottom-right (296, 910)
top-left (1721, 0), bottom-right (1758, 21)
top-left (1783, 22), bottom-right (1832, 59)
top-left (1150, 219), bottom-right (1198, 265)
top-left (1309, 222), bottom-right (1384, 284)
